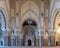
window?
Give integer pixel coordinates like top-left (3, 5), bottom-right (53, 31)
top-left (0, 40), bottom-right (4, 46)
top-left (1, 41), bottom-right (3, 46)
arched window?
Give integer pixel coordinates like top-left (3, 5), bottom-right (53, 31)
top-left (0, 23), bottom-right (4, 46)
top-left (0, 23), bottom-right (2, 37)
top-left (0, 10), bottom-right (6, 31)
top-left (0, 10), bottom-right (6, 46)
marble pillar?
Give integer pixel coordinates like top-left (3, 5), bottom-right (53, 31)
top-left (38, 30), bottom-right (41, 46)
top-left (20, 32), bottom-right (23, 46)
top-left (48, 31), bottom-right (55, 46)
top-left (40, 0), bottom-right (45, 46)
top-left (4, 36), bottom-right (8, 46)
top-left (48, 30), bottom-right (51, 46)
top-left (50, 31), bottom-right (55, 46)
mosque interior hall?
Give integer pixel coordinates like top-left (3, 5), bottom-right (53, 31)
top-left (0, 0), bottom-right (60, 48)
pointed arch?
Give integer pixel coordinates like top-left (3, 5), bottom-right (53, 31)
top-left (0, 8), bottom-right (8, 31)
top-left (52, 9), bottom-right (60, 31)
top-left (0, 7), bottom-right (9, 46)
top-left (21, 1), bottom-right (39, 16)
top-left (49, 9), bottom-right (60, 46)
top-left (20, 1), bottom-right (40, 30)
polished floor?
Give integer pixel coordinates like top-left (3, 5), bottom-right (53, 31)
top-left (0, 46), bottom-right (60, 48)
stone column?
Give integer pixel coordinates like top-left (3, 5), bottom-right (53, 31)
top-left (48, 31), bottom-right (55, 46)
top-left (8, 34), bottom-right (11, 46)
top-left (44, 9), bottom-right (49, 46)
top-left (48, 30), bottom-right (51, 46)
top-left (35, 31), bottom-right (39, 46)
top-left (48, 30), bottom-right (55, 46)
top-left (38, 29), bottom-right (41, 46)
top-left (15, 0), bottom-right (19, 28)
top-left (20, 32), bottom-right (23, 46)
top-left (11, 9), bottom-right (15, 29)
top-left (11, 35), bottom-right (17, 46)
top-left (4, 36), bottom-right (7, 46)
top-left (16, 0), bottom-right (19, 13)
top-left (50, 31), bottom-right (55, 46)
top-left (15, 36), bottom-right (17, 46)
top-left (17, 36), bottom-right (19, 46)
top-left (4, 32), bottom-right (8, 46)
top-left (32, 40), bottom-right (34, 46)
top-left (40, 0), bottom-right (44, 46)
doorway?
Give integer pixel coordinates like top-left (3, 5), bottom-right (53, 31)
top-left (28, 39), bottom-right (31, 46)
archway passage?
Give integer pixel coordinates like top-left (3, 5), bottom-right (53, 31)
top-left (23, 19), bottom-right (37, 27)
top-left (28, 39), bottom-right (31, 46)
top-left (22, 19), bottom-right (39, 46)
top-left (53, 11), bottom-right (60, 46)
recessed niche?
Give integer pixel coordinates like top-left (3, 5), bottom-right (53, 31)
top-left (58, 22), bottom-right (60, 26)
top-left (41, 13), bottom-right (44, 16)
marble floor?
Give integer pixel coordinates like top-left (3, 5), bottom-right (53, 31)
top-left (0, 46), bottom-right (60, 48)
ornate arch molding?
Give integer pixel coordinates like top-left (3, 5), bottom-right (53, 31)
top-left (52, 8), bottom-right (60, 31)
top-left (20, 1), bottom-right (40, 31)
top-left (21, 0), bottom-right (39, 9)
top-left (21, 1), bottom-right (39, 17)
top-left (23, 26), bottom-right (36, 35)
top-left (0, 7), bottom-right (8, 31)
top-left (20, 17), bottom-right (40, 31)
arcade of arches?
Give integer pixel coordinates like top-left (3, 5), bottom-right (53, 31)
top-left (0, 0), bottom-right (60, 47)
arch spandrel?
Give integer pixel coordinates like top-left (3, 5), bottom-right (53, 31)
top-left (21, 1), bottom-right (39, 16)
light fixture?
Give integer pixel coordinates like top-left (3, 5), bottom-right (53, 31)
top-left (57, 28), bottom-right (60, 33)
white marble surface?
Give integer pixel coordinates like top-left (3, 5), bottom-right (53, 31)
top-left (0, 46), bottom-right (60, 48)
